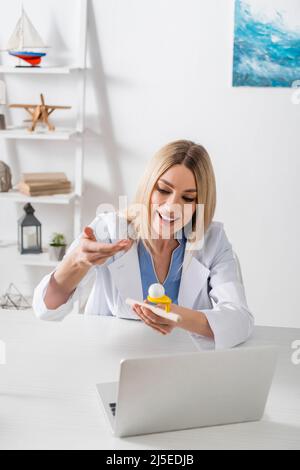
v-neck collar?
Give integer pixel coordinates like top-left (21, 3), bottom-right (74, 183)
top-left (139, 236), bottom-right (186, 286)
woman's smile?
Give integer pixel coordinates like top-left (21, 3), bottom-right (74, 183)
top-left (156, 209), bottom-right (180, 225)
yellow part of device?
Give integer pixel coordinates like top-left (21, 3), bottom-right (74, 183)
top-left (147, 295), bottom-right (172, 313)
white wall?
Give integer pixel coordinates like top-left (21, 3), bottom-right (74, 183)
top-left (0, 0), bottom-right (299, 328)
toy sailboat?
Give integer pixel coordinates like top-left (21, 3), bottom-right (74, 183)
top-left (6, 6), bottom-right (48, 67)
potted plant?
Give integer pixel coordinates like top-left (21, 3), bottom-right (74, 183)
top-left (49, 233), bottom-right (67, 262)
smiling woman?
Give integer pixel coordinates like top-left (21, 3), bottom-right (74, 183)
top-left (32, 140), bottom-right (254, 350)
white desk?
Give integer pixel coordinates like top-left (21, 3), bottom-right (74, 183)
top-left (0, 311), bottom-right (299, 450)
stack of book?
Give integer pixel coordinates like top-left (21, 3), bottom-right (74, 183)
top-left (17, 173), bottom-right (72, 197)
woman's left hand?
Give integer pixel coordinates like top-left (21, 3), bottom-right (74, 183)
top-left (132, 301), bottom-right (179, 335)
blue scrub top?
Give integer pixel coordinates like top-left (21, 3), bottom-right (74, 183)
top-left (137, 235), bottom-right (187, 305)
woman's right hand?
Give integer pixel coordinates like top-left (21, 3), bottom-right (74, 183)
top-left (44, 226), bottom-right (132, 310)
top-left (73, 226), bottom-right (133, 267)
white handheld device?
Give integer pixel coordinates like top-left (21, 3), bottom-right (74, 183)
top-left (126, 298), bottom-right (182, 323)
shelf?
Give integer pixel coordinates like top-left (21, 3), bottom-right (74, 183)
top-left (0, 243), bottom-right (59, 268)
top-left (0, 190), bottom-right (77, 205)
top-left (0, 65), bottom-right (82, 75)
top-left (0, 0), bottom-right (88, 270)
top-left (0, 127), bottom-right (79, 140)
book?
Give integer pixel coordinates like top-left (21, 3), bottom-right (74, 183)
top-left (22, 172), bottom-right (68, 183)
top-left (18, 187), bottom-right (72, 197)
top-left (18, 181), bottom-right (71, 191)
top-left (17, 181), bottom-right (72, 196)
top-left (17, 172), bottom-right (72, 197)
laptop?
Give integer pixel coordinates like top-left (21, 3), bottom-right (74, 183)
top-left (96, 345), bottom-right (278, 437)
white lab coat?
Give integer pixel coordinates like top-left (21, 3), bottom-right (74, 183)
top-left (32, 212), bottom-right (254, 350)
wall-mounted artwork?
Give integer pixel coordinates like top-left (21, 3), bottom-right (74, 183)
top-left (233, 0), bottom-right (300, 87)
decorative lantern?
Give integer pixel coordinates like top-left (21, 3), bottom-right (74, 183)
top-left (18, 203), bottom-right (42, 254)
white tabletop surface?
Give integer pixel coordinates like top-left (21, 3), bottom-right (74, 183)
top-left (0, 310), bottom-right (299, 450)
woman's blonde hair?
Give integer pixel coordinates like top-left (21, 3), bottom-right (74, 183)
top-left (125, 140), bottom-right (217, 253)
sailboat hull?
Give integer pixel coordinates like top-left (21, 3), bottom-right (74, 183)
top-left (9, 51), bottom-right (47, 66)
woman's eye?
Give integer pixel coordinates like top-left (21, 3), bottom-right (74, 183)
top-left (157, 188), bottom-right (171, 195)
top-left (157, 187), bottom-right (195, 202)
top-left (183, 197), bottom-right (195, 202)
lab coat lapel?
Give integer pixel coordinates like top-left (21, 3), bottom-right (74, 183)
top-left (108, 242), bottom-right (144, 302)
top-left (178, 241), bottom-right (210, 309)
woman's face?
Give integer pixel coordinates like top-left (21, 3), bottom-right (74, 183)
top-left (150, 164), bottom-right (197, 239)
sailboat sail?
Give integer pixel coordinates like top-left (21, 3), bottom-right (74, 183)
top-left (6, 9), bottom-right (47, 51)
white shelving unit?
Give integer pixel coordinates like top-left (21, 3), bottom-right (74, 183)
top-left (0, 0), bottom-right (88, 269)
top-left (0, 66), bottom-right (81, 75)
top-left (0, 189), bottom-right (77, 205)
top-left (3, 244), bottom-right (59, 268)
top-left (0, 127), bottom-right (79, 140)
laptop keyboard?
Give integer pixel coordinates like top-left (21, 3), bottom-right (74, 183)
top-left (109, 402), bottom-right (117, 417)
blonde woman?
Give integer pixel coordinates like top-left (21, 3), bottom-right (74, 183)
top-left (33, 140), bottom-right (254, 350)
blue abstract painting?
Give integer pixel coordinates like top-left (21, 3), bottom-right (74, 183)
top-left (233, 0), bottom-right (300, 87)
